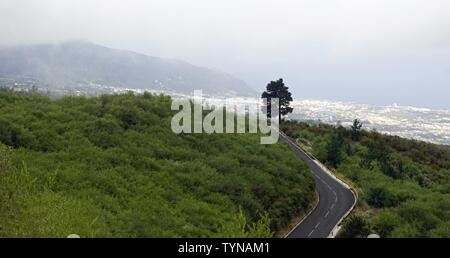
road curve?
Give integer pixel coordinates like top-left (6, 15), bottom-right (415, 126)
top-left (280, 133), bottom-right (356, 238)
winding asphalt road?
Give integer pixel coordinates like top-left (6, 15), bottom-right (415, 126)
top-left (280, 133), bottom-right (356, 238)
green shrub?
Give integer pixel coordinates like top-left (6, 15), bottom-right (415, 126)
top-left (0, 92), bottom-right (315, 237)
top-left (283, 120), bottom-right (450, 238)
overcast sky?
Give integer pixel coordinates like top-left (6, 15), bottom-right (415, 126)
top-left (1, 0), bottom-right (450, 108)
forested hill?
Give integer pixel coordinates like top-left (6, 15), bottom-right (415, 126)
top-left (282, 121), bottom-right (450, 238)
top-left (0, 91), bottom-right (314, 237)
top-left (0, 41), bottom-right (256, 96)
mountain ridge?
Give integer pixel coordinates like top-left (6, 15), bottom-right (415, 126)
top-left (0, 41), bottom-right (256, 96)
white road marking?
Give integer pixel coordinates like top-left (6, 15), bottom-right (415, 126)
top-left (315, 222), bottom-right (321, 229)
top-left (281, 133), bottom-right (357, 239)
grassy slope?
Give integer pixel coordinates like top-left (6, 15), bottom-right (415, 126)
top-left (0, 92), bottom-right (314, 237)
top-left (282, 121), bottom-right (450, 238)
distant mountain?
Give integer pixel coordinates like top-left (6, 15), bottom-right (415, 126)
top-left (0, 41), bottom-right (256, 96)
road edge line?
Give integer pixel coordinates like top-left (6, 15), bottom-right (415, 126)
top-left (327, 187), bottom-right (358, 238)
top-left (283, 189), bottom-right (320, 238)
top-left (280, 131), bottom-right (358, 238)
top-left (280, 132), bottom-right (320, 238)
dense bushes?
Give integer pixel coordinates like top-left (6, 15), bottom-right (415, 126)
top-left (282, 121), bottom-right (450, 238)
top-left (337, 215), bottom-right (371, 238)
top-left (0, 92), bottom-right (315, 237)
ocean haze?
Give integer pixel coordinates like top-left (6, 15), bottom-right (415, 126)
top-left (182, 94), bottom-right (450, 146)
top-left (289, 98), bottom-right (450, 146)
top-left (0, 0), bottom-right (449, 108)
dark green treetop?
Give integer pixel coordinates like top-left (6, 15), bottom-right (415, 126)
top-left (261, 78), bottom-right (293, 125)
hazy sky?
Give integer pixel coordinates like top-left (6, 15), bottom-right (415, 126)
top-left (1, 0), bottom-right (450, 108)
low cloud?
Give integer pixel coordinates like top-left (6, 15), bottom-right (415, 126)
top-left (1, 0), bottom-right (449, 108)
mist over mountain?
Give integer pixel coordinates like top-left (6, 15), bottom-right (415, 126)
top-left (0, 41), bottom-right (256, 96)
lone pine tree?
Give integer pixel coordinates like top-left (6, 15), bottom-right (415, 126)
top-left (261, 78), bottom-right (293, 125)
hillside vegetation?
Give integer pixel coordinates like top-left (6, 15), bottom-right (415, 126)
top-left (0, 92), bottom-right (314, 237)
top-left (282, 121), bottom-right (450, 238)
